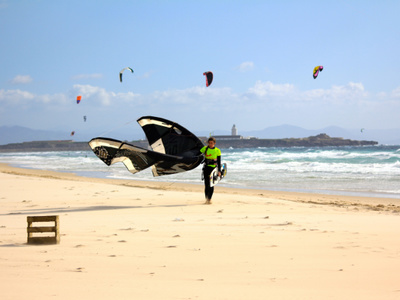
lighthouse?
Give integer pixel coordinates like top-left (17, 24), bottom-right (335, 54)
top-left (231, 124), bottom-right (238, 136)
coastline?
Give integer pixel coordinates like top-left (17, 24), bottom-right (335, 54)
top-left (1, 163), bottom-right (399, 213)
top-left (2, 163), bottom-right (400, 299)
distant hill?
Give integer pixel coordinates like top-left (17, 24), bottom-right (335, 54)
top-left (0, 126), bottom-right (68, 145)
top-left (0, 126), bottom-right (144, 145)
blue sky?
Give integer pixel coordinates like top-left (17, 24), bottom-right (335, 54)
top-left (1, 0), bottom-right (399, 140)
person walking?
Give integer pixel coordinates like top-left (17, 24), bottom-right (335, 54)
top-left (200, 137), bottom-right (221, 204)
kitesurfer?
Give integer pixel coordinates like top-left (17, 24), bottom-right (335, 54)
top-left (200, 137), bottom-right (222, 204)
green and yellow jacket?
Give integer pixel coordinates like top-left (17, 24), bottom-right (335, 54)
top-left (200, 146), bottom-right (221, 171)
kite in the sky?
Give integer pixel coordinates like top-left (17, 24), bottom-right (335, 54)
top-left (89, 116), bottom-right (204, 177)
top-left (83, 116), bottom-right (87, 122)
top-left (76, 95), bottom-right (82, 104)
top-left (313, 66), bottom-right (323, 79)
top-left (119, 67), bottom-right (134, 82)
top-left (71, 131), bottom-right (75, 136)
top-left (203, 71), bottom-right (213, 87)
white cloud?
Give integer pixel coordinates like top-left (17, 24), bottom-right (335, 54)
top-left (72, 84), bottom-right (116, 106)
top-left (0, 89), bottom-right (73, 107)
top-left (247, 81), bottom-right (295, 97)
top-left (301, 82), bottom-right (368, 105)
top-left (236, 61), bottom-right (254, 72)
top-left (0, 89), bottom-right (35, 103)
top-left (71, 73), bottom-right (103, 80)
top-left (150, 86), bottom-right (238, 111)
top-left (10, 75), bottom-right (33, 84)
top-left (246, 81), bottom-right (369, 105)
top-left (391, 86), bottom-right (400, 98)
top-left (72, 84), bottom-right (141, 106)
top-left (1, 82), bottom-right (400, 132)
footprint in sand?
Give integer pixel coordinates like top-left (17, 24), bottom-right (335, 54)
top-left (269, 221), bottom-right (293, 226)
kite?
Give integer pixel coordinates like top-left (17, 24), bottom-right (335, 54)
top-left (71, 131), bottom-right (75, 136)
top-left (203, 71), bottom-right (213, 87)
top-left (313, 66), bottom-right (323, 79)
top-left (119, 67), bottom-right (134, 82)
top-left (89, 116), bottom-right (204, 177)
top-left (84, 116), bottom-right (87, 122)
top-left (76, 95), bottom-right (82, 104)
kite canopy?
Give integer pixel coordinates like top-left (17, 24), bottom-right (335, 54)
top-left (203, 71), bottom-right (213, 87)
top-left (313, 66), bottom-right (323, 79)
top-left (89, 116), bottom-right (204, 177)
top-left (76, 95), bottom-right (82, 104)
top-left (119, 67), bottom-right (134, 82)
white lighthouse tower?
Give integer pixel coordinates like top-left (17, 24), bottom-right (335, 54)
top-left (231, 124), bottom-right (238, 136)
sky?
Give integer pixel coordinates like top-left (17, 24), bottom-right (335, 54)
top-left (1, 0), bottom-right (399, 140)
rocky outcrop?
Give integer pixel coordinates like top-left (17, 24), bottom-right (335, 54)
top-left (214, 133), bottom-right (378, 149)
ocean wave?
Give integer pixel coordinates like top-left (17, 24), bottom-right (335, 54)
top-left (1, 146), bottom-right (400, 199)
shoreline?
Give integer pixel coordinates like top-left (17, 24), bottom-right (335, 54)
top-left (2, 144), bottom-right (400, 201)
top-left (1, 163), bottom-right (399, 213)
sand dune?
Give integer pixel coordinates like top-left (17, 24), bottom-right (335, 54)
top-left (1, 163), bottom-right (400, 299)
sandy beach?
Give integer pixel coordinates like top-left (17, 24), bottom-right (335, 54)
top-left (1, 162), bottom-right (400, 299)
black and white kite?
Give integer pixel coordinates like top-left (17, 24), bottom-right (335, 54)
top-left (88, 116), bottom-right (204, 177)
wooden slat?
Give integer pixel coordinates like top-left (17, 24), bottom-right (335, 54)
top-left (27, 226), bottom-right (57, 233)
top-left (27, 216), bottom-right (58, 222)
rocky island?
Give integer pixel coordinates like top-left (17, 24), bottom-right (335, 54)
top-left (0, 134), bottom-right (378, 153)
top-left (212, 133), bottom-right (378, 148)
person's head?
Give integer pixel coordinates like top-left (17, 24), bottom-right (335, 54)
top-left (207, 137), bottom-right (216, 148)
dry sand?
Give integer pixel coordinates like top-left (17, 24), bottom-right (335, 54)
top-left (1, 163), bottom-right (400, 299)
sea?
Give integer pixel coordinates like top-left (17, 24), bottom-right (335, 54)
top-left (1, 145), bottom-right (400, 199)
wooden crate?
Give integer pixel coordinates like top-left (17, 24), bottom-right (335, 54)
top-left (27, 215), bottom-right (60, 245)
